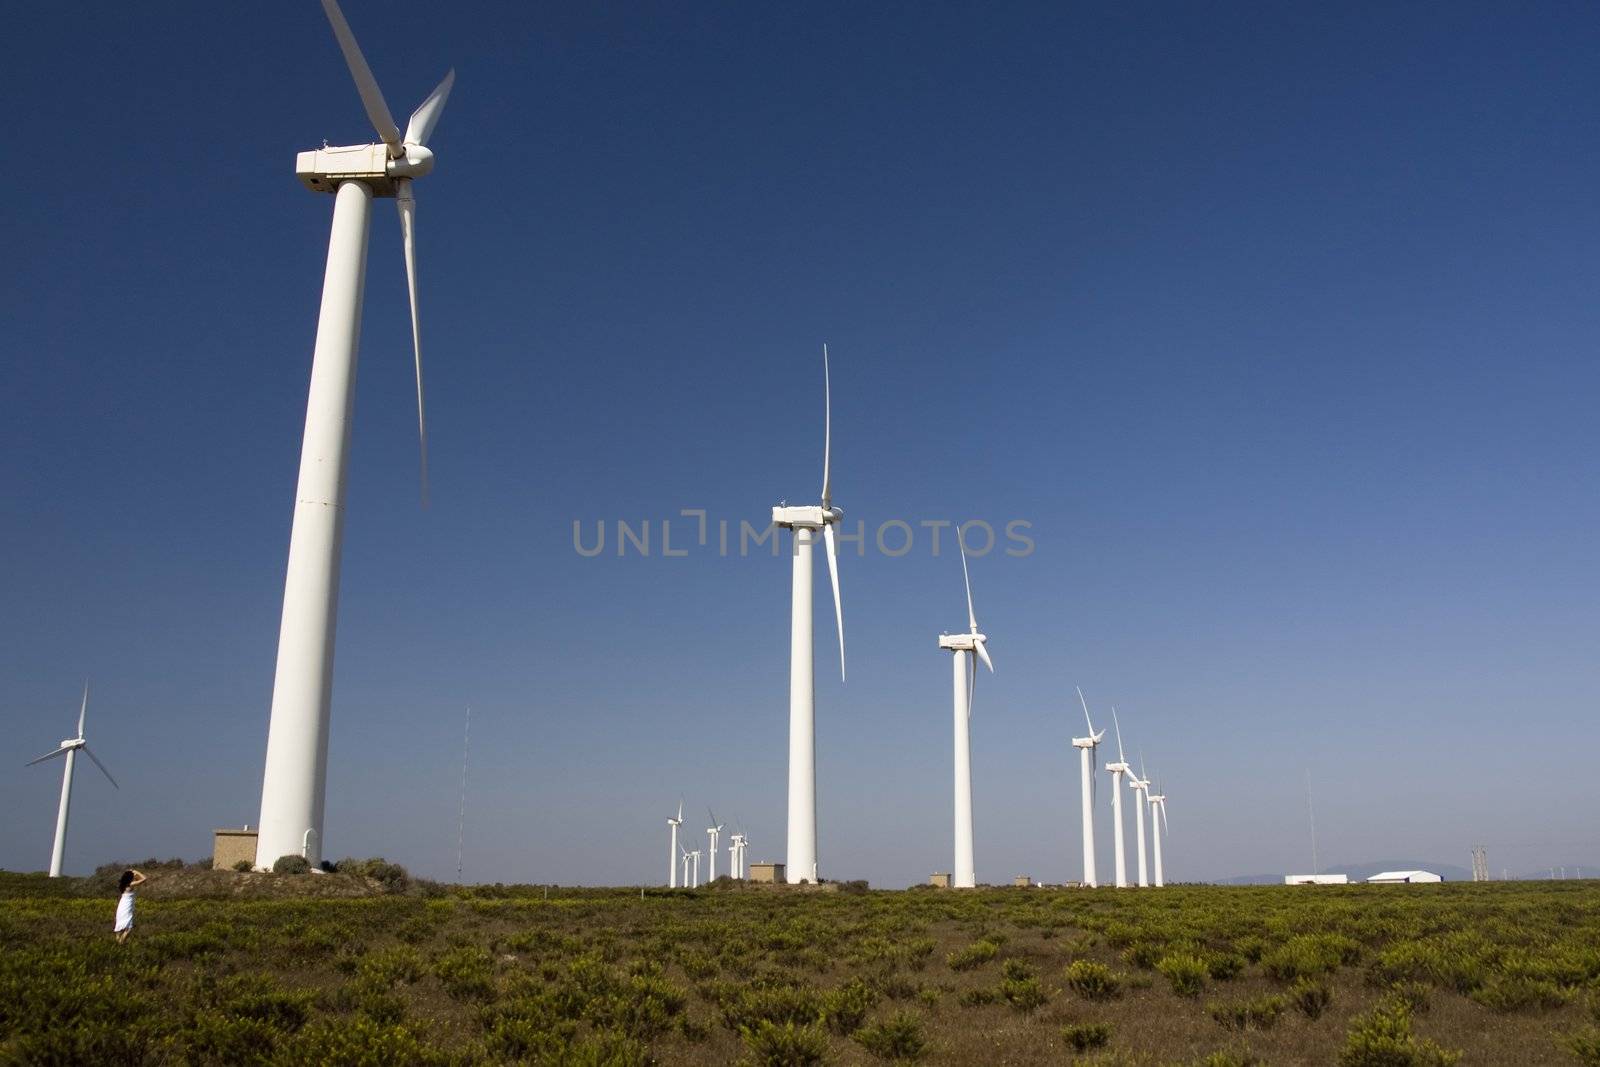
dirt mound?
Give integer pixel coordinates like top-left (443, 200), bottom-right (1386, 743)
top-left (137, 867), bottom-right (385, 899)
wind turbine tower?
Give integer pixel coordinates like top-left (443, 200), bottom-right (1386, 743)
top-left (706, 810), bottom-right (724, 882)
top-left (1105, 709), bottom-right (1132, 888)
top-left (769, 345), bottom-right (845, 884)
top-left (1071, 687), bottom-right (1105, 888)
top-left (26, 684), bottom-right (119, 877)
top-left (1148, 777), bottom-right (1168, 887)
top-left (938, 542), bottom-right (994, 890)
top-left (254, 0), bottom-right (455, 870)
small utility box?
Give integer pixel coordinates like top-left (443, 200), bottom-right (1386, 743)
top-left (929, 872), bottom-right (952, 888)
top-left (213, 828), bottom-right (259, 871)
top-left (748, 862), bottom-right (785, 884)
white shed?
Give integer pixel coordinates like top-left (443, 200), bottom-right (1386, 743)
top-left (1366, 870), bottom-right (1442, 884)
top-left (1285, 874), bottom-right (1349, 885)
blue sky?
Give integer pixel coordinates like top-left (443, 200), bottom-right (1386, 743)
top-left (2, 2), bottom-right (1596, 885)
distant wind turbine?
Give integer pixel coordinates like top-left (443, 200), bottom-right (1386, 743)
top-left (939, 541), bottom-right (994, 890)
top-left (1071, 687), bottom-right (1105, 888)
top-left (1105, 708), bottom-right (1132, 889)
top-left (770, 345), bottom-right (846, 884)
top-left (706, 810), bottom-right (724, 882)
top-left (1148, 776), bottom-right (1168, 887)
top-left (255, 0), bottom-right (456, 871)
top-left (666, 800), bottom-right (684, 888)
top-left (1129, 754), bottom-right (1151, 888)
top-left (26, 684), bottom-right (119, 878)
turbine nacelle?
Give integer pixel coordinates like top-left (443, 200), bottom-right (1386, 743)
top-left (1070, 734), bottom-right (1101, 749)
top-left (938, 632), bottom-right (987, 652)
top-left (1106, 761), bottom-right (1131, 774)
top-left (772, 504), bottom-right (841, 528)
top-left (296, 143), bottom-right (434, 196)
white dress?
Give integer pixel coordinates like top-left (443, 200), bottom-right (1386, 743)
top-left (114, 890), bottom-right (135, 932)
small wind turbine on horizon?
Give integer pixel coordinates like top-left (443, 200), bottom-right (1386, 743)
top-left (666, 800), bottom-right (684, 888)
top-left (1072, 687), bottom-right (1105, 888)
top-left (1129, 753), bottom-right (1151, 888)
top-left (939, 541), bottom-right (994, 890)
top-left (1105, 708), bottom-right (1132, 889)
top-left (729, 832), bottom-right (746, 879)
top-left (26, 684), bottom-right (119, 878)
top-left (769, 345), bottom-right (846, 885)
top-left (254, 0), bottom-right (455, 871)
top-left (1148, 775), bottom-right (1169, 887)
top-left (706, 810), bottom-right (724, 882)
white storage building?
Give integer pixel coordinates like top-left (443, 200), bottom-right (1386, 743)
top-left (1366, 870), bottom-right (1442, 884)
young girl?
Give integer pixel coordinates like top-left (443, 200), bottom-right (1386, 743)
top-left (113, 868), bottom-right (147, 943)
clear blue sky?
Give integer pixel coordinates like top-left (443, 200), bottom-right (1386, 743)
top-left (2, 2), bottom-right (1596, 885)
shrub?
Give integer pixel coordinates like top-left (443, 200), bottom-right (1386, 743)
top-left (1206, 953), bottom-right (1247, 981)
top-left (232, 860), bottom-right (253, 872)
top-left (1290, 977), bottom-right (1332, 1019)
top-left (1062, 1021), bottom-right (1111, 1051)
top-left (434, 945), bottom-right (495, 1002)
top-left (1262, 934), bottom-right (1359, 982)
top-left (1208, 994), bottom-right (1286, 1031)
top-left (272, 855), bottom-right (311, 875)
top-left (1469, 974), bottom-right (1567, 1012)
top-left (1064, 960), bottom-right (1122, 1001)
top-left (1000, 976), bottom-right (1048, 1013)
top-left (956, 988), bottom-right (996, 1007)
top-left (1566, 1026), bottom-right (1600, 1066)
top-left (738, 1020), bottom-right (829, 1066)
top-left (1001, 958), bottom-right (1035, 981)
top-left (1388, 981), bottom-right (1431, 1015)
top-left (853, 1011), bottom-right (927, 1061)
top-left (821, 978), bottom-right (878, 1035)
top-left (285, 1016), bottom-right (448, 1065)
top-left (1338, 999), bottom-right (1461, 1067)
top-left (1158, 953), bottom-right (1209, 998)
top-left (719, 981), bottom-right (824, 1032)
top-left (946, 940), bottom-right (999, 971)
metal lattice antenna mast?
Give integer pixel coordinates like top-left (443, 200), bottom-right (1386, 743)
top-left (456, 705), bottom-right (471, 880)
top-left (1305, 769), bottom-right (1319, 876)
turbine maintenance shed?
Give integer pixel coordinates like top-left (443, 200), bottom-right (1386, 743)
top-left (1367, 870), bottom-right (1443, 884)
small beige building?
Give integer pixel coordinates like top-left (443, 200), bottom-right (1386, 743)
top-left (929, 872), bottom-right (952, 888)
top-left (212, 828), bottom-right (259, 871)
top-left (748, 862), bottom-right (785, 884)
top-left (1013, 875), bottom-right (1033, 888)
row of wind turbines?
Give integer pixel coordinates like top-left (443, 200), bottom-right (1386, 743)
top-left (1072, 688), bottom-right (1172, 888)
top-left (666, 803), bottom-right (748, 888)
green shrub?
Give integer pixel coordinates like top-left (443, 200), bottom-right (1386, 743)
top-left (956, 987), bottom-right (996, 1007)
top-left (720, 981), bottom-right (823, 1031)
top-left (739, 1019), bottom-right (830, 1066)
top-left (1338, 999), bottom-right (1461, 1067)
top-left (1208, 994), bottom-right (1286, 1031)
top-left (821, 977), bottom-right (878, 1035)
top-left (283, 1017), bottom-right (448, 1065)
top-left (1206, 953), bottom-right (1247, 981)
top-left (1566, 1026), bottom-right (1600, 1066)
top-left (1064, 960), bottom-right (1122, 1001)
top-left (1061, 1021), bottom-right (1111, 1051)
top-left (1001, 958), bottom-right (1035, 981)
top-left (232, 860), bottom-right (253, 872)
top-left (1000, 975), bottom-right (1048, 1013)
top-left (1158, 953), bottom-right (1209, 998)
top-left (434, 945), bottom-right (495, 1002)
top-left (1469, 974), bottom-right (1567, 1012)
top-left (1262, 933), bottom-right (1359, 981)
top-left (272, 855), bottom-right (311, 875)
top-left (1290, 977), bottom-right (1332, 1019)
top-left (853, 1011), bottom-right (927, 1061)
top-left (1388, 981), bottom-right (1431, 1015)
top-left (946, 939), bottom-right (999, 971)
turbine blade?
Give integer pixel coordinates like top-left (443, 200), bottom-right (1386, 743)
top-left (966, 650), bottom-right (975, 718)
top-left (25, 747), bottom-right (70, 767)
top-left (83, 746), bottom-right (119, 790)
top-left (1112, 707), bottom-right (1125, 763)
top-left (677, 798), bottom-right (683, 822)
top-left (1139, 751), bottom-right (1147, 782)
top-left (820, 344), bottom-right (831, 508)
top-left (396, 180), bottom-right (429, 507)
top-left (1076, 685), bottom-right (1095, 736)
top-left (320, 0), bottom-right (403, 153)
top-left (959, 539), bottom-right (978, 633)
top-left (1161, 802), bottom-right (1169, 833)
top-left (404, 69), bottom-right (455, 145)
top-left (975, 637), bottom-right (994, 673)
top-left (822, 521), bottom-right (845, 681)
top-left (77, 681), bottom-right (88, 738)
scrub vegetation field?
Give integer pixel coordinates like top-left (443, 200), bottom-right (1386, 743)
top-left (2, 865), bottom-right (1597, 1066)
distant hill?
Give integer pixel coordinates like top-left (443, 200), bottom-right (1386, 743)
top-left (1220, 860), bottom-right (1473, 885)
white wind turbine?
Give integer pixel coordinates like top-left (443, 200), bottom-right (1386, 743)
top-left (939, 542), bottom-right (994, 889)
top-left (690, 849), bottom-right (702, 888)
top-left (706, 810), bottom-right (724, 882)
top-left (1128, 753), bottom-right (1151, 888)
top-left (770, 345), bottom-right (846, 885)
top-left (666, 800), bottom-right (684, 888)
top-left (253, 0), bottom-right (455, 870)
top-left (1148, 776), bottom-right (1168, 888)
top-left (679, 844), bottom-right (692, 889)
top-left (26, 684), bottom-right (119, 878)
top-left (1071, 687), bottom-right (1105, 888)
top-left (729, 833), bottom-right (746, 878)
top-left (1105, 708), bottom-right (1132, 888)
